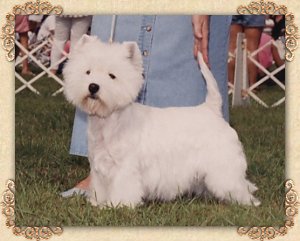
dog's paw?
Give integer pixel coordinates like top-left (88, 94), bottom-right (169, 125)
top-left (251, 197), bottom-right (261, 207)
top-left (88, 197), bottom-right (109, 208)
top-left (88, 197), bottom-right (99, 207)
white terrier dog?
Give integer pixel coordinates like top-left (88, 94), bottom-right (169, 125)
top-left (63, 34), bottom-right (260, 207)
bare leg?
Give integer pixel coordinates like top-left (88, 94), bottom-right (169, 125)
top-left (228, 24), bottom-right (243, 84)
top-left (19, 32), bottom-right (31, 75)
top-left (75, 174), bottom-right (91, 189)
top-left (244, 27), bottom-right (263, 86)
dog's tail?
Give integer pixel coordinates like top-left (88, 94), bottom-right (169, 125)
top-left (197, 52), bottom-right (222, 117)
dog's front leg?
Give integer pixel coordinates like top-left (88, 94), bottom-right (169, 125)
top-left (88, 169), bottom-right (108, 207)
top-left (107, 164), bottom-right (143, 208)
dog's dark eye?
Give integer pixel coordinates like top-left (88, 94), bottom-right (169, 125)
top-left (109, 73), bottom-right (116, 79)
top-left (86, 70), bottom-right (91, 75)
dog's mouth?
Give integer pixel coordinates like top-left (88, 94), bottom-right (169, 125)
top-left (83, 94), bottom-right (105, 109)
top-left (81, 94), bottom-right (111, 118)
top-left (82, 94), bottom-right (101, 112)
top-left (87, 94), bottom-right (99, 100)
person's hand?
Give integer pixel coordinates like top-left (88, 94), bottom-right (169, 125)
top-left (192, 15), bottom-right (210, 65)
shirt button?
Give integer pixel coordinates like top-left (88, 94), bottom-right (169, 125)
top-left (142, 50), bottom-right (149, 56)
top-left (146, 25), bottom-right (152, 32)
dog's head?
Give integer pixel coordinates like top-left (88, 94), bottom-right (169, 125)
top-left (63, 35), bottom-right (144, 118)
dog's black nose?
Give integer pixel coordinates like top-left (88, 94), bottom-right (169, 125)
top-left (89, 83), bottom-right (100, 95)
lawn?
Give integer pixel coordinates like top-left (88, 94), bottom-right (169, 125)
top-left (15, 75), bottom-right (285, 226)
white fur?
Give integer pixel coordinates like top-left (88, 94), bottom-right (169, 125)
top-left (63, 35), bottom-right (260, 208)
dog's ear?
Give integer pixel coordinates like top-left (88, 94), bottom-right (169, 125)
top-left (123, 42), bottom-right (143, 72)
top-left (69, 35), bottom-right (99, 58)
top-left (75, 34), bottom-right (99, 49)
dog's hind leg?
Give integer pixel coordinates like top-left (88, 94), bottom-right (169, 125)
top-left (204, 170), bottom-right (260, 206)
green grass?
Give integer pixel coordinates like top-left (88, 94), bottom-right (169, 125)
top-left (15, 75), bottom-right (285, 226)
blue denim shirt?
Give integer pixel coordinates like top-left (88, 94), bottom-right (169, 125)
top-left (70, 15), bottom-right (232, 157)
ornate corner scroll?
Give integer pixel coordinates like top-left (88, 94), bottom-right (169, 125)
top-left (285, 13), bottom-right (299, 62)
top-left (237, 0), bottom-right (299, 62)
top-left (2, 180), bottom-right (63, 240)
top-left (237, 180), bottom-right (299, 240)
top-left (1, 0), bottom-right (63, 61)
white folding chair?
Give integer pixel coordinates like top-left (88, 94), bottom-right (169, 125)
top-left (231, 35), bottom-right (285, 108)
top-left (15, 37), bottom-right (68, 96)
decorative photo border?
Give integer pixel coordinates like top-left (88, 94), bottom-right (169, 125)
top-left (0, 0), bottom-right (63, 61)
top-left (2, 179), bottom-right (299, 240)
top-left (1, 0), bottom-right (299, 62)
top-left (1, 0), bottom-right (299, 240)
top-left (2, 180), bottom-right (63, 240)
top-left (237, 0), bottom-right (299, 61)
top-left (237, 180), bottom-right (299, 240)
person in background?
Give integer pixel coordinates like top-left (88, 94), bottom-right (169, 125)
top-left (257, 15), bottom-right (285, 86)
top-left (261, 15), bottom-right (285, 84)
top-left (50, 16), bottom-right (92, 75)
top-left (28, 15), bottom-right (44, 44)
top-left (228, 15), bottom-right (265, 87)
top-left (36, 15), bottom-right (56, 41)
top-left (271, 15), bottom-right (285, 67)
top-left (15, 15), bottom-right (33, 76)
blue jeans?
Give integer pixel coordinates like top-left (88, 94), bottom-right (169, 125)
top-left (69, 15), bottom-right (232, 157)
top-left (231, 15), bottom-right (265, 27)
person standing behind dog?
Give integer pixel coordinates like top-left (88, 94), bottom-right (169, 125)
top-left (50, 16), bottom-right (92, 75)
top-left (61, 15), bottom-right (232, 197)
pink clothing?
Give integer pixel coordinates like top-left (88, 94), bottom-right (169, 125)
top-left (15, 15), bottom-right (30, 33)
top-left (258, 33), bottom-right (273, 69)
top-left (64, 40), bottom-right (71, 53)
